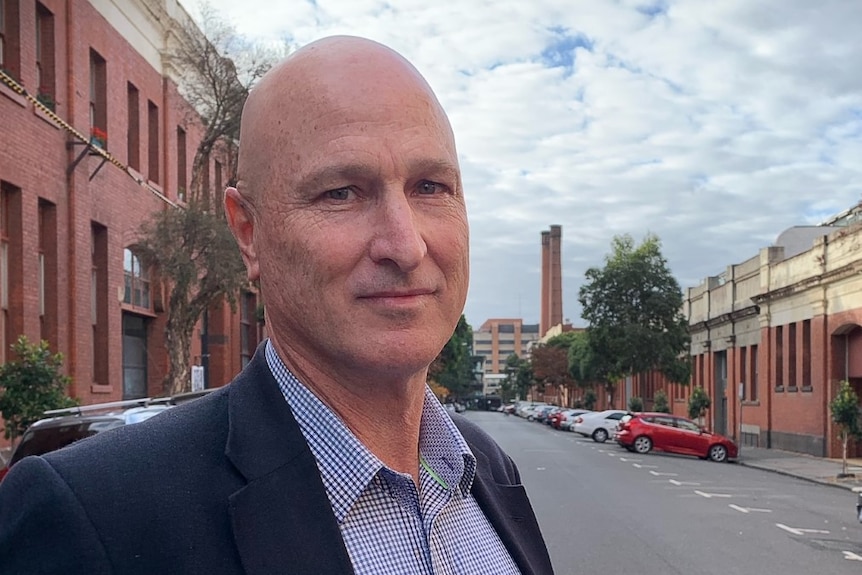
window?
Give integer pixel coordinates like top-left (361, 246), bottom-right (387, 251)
top-left (214, 160), bottom-right (223, 215)
top-left (89, 49), bottom-right (107, 147)
top-left (35, 3), bottom-right (54, 108)
top-left (0, 186), bottom-right (7, 362)
top-left (0, 181), bottom-right (20, 364)
top-left (127, 83), bottom-right (139, 170)
top-left (775, 325), bottom-right (784, 390)
top-left (802, 319), bottom-right (812, 390)
top-left (676, 418), bottom-right (701, 432)
top-left (92, 224), bottom-right (108, 385)
top-left (176, 127), bottom-right (186, 201)
top-left (38, 199), bottom-right (56, 344)
top-left (788, 322), bottom-right (797, 389)
top-left (739, 346), bottom-right (747, 401)
top-left (147, 100), bottom-right (159, 183)
top-left (123, 248), bottom-right (150, 309)
top-left (202, 153), bottom-right (210, 209)
top-left (0, 0), bottom-right (20, 80)
top-left (751, 344), bottom-right (759, 401)
top-left (240, 292), bottom-right (257, 368)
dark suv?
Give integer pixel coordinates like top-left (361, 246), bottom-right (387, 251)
top-left (0, 390), bottom-right (213, 481)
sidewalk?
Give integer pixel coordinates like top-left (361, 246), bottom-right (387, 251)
top-left (737, 445), bottom-right (862, 492)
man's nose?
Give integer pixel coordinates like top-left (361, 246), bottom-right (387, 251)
top-left (368, 191), bottom-right (427, 271)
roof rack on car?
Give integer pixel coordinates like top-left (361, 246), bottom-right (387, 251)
top-left (44, 398), bottom-right (156, 417)
top-left (43, 387), bottom-right (220, 417)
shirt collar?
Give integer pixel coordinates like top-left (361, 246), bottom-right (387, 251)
top-left (264, 340), bottom-right (477, 518)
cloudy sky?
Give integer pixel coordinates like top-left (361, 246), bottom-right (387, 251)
top-left (193, 0), bottom-right (862, 330)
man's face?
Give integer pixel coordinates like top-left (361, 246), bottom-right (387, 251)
top-left (249, 68), bottom-right (469, 378)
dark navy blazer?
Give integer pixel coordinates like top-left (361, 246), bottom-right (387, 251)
top-left (0, 344), bottom-right (553, 574)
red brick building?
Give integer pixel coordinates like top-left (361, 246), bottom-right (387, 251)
top-left (0, 0), bottom-right (260, 429)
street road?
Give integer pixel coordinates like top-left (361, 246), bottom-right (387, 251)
top-left (465, 411), bottom-right (862, 575)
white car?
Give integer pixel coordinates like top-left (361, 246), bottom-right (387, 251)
top-left (572, 409), bottom-right (628, 443)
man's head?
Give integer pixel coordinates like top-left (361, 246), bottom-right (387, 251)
top-left (225, 36), bottom-right (469, 382)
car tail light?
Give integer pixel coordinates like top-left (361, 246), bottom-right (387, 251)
top-left (575, 416), bottom-right (583, 424)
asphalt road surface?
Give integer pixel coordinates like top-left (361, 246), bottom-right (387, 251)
top-left (465, 410), bottom-right (862, 575)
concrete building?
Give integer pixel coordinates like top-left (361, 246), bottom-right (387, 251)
top-left (540, 225), bottom-right (563, 337)
top-left (0, 0), bottom-right (258, 418)
top-left (473, 318), bottom-right (541, 375)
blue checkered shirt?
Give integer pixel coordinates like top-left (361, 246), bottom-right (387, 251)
top-left (265, 341), bottom-right (521, 574)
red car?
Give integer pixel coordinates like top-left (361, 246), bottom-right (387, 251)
top-left (615, 412), bottom-right (738, 462)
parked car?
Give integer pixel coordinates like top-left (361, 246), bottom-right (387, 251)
top-left (572, 409), bottom-right (628, 442)
top-left (615, 412), bottom-right (738, 462)
top-left (558, 409), bottom-right (593, 431)
top-left (0, 390), bottom-right (214, 482)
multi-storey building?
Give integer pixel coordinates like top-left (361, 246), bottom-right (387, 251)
top-left (473, 318), bottom-right (541, 375)
top-left (0, 0), bottom-right (259, 425)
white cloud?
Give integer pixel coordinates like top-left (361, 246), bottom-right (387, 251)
top-left (192, 0), bottom-right (862, 329)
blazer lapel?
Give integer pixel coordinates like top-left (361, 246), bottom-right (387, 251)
top-left (470, 449), bottom-right (553, 575)
top-left (225, 346), bottom-right (353, 575)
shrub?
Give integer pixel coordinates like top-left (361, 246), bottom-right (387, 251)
top-left (653, 389), bottom-right (670, 413)
top-left (583, 389), bottom-right (597, 410)
top-left (0, 336), bottom-right (77, 445)
top-left (628, 396), bottom-right (644, 412)
top-left (687, 386), bottom-right (711, 422)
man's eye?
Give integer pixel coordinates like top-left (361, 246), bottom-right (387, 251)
top-left (326, 188), bottom-right (352, 200)
top-left (417, 181), bottom-right (443, 195)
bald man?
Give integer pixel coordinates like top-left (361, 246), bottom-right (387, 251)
top-left (0, 37), bottom-right (553, 575)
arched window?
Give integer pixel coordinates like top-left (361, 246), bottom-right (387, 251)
top-left (123, 248), bottom-right (149, 309)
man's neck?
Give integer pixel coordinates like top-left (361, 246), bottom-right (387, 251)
top-left (271, 338), bottom-right (429, 481)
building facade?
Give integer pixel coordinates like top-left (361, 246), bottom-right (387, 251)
top-left (0, 0), bottom-right (257, 421)
top-left (473, 318), bottom-right (541, 375)
top-left (624, 206), bottom-right (862, 458)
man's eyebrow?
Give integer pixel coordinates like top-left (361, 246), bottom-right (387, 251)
top-left (295, 159), bottom-right (460, 193)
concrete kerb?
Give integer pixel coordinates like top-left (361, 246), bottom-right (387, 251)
top-left (738, 458), bottom-right (862, 493)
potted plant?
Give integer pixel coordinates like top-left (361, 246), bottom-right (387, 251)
top-left (36, 86), bottom-right (55, 111)
top-left (90, 126), bottom-right (108, 149)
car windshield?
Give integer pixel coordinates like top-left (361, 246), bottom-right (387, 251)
top-left (10, 420), bottom-right (124, 466)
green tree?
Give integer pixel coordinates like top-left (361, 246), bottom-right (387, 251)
top-left (830, 380), bottom-right (861, 477)
top-left (688, 386), bottom-right (711, 425)
top-left (429, 315), bottom-right (474, 399)
top-left (583, 388), bottom-right (597, 410)
top-left (578, 233), bottom-right (691, 403)
top-left (503, 353), bottom-right (534, 401)
top-left (0, 337), bottom-right (77, 447)
top-left (136, 201), bottom-right (249, 395)
top-left (653, 389), bottom-right (670, 413)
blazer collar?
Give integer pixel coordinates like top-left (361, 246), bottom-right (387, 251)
top-left (469, 446), bottom-right (551, 575)
top-left (225, 344), bottom-right (354, 575)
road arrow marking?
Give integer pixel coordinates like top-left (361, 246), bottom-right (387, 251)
top-left (669, 479), bottom-right (700, 486)
top-left (775, 523), bottom-right (830, 536)
top-left (729, 504), bottom-right (771, 514)
top-left (632, 464), bottom-right (658, 469)
top-left (843, 551), bottom-right (862, 561)
top-left (619, 458), bottom-right (642, 462)
top-left (649, 470), bottom-right (678, 477)
top-left (695, 490), bottom-right (732, 498)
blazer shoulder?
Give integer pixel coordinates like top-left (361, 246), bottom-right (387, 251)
top-left (451, 414), bottom-right (520, 485)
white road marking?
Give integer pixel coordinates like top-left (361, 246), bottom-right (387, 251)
top-left (775, 523), bottom-right (830, 536)
top-left (649, 470), bottom-right (678, 477)
top-left (843, 551), bottom-right (862, 561)
top-left (619, 457), bottom-right (642, 462)
top-left (729, 504), bottom-right (771, 514)
top-left (536, 467), bottom-right (546, 471)
top-left (607, 452), bottom-right (618, 457)
top-left (632, 463), bottom-right (658, 469)
top-left (669, 479), bottom-right (700, 486)
top-left (695, 490), bottom-right (732, 498)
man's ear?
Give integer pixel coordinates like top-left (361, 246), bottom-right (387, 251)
top-left (224, 187), bottom-right (260, 282)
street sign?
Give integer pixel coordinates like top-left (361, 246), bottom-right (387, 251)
top-left (191, 365), bottom-right (205, 392)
